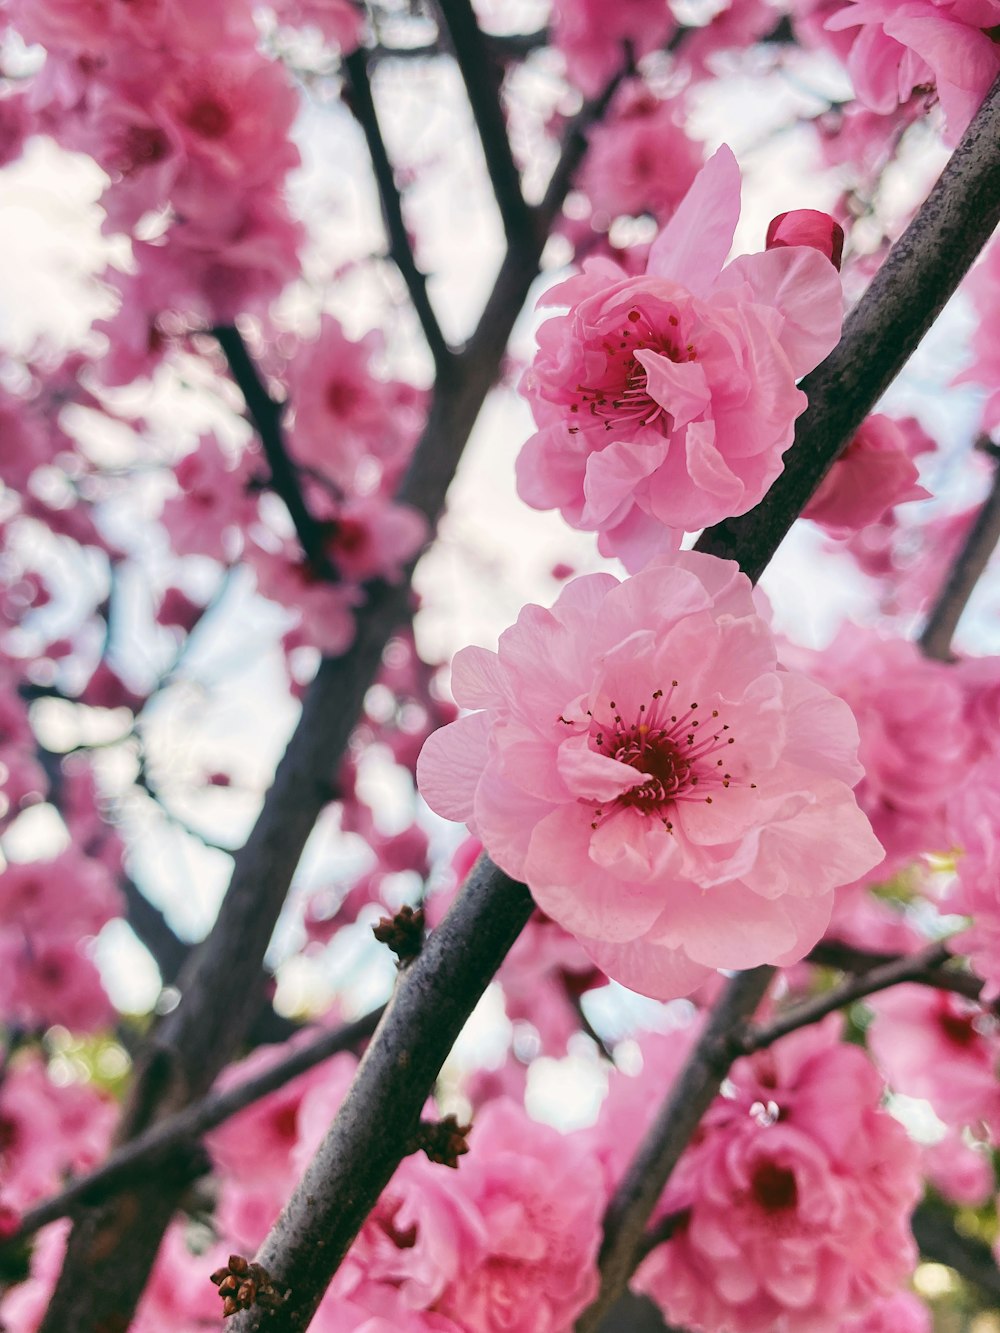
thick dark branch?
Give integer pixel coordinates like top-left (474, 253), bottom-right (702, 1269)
top-left (576, 969), bottom-right (775, 1333)
top-left (912, 1201), bottom-right (1000, 1301)
top-left (697, 74), bottom-right (1000, 580)
top-left (741, 941), bottom-right (952, 1053)
top-left (433, 0), bottom-right (535, 248)
top-left (919, 440), bottom-right (1000, 660)
top-left (1, 1008), bottom-right (382, 1251)
top-left (342, 50), bottom-right (453, 371)
top-left (229, 856), bottom-right (534, 1331)
top-left (212, 325), bottom-right (335, 579)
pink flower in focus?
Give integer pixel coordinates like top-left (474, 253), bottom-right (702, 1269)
top-left (417, 552), bottom-right (883, 1000)
top-left (825, 0), bottom-right (1000, 145)
top-left (767, 208), bottom-right (846, 269)
top-left (434, 1100), bottom-right (604, 1333)
top-left (802, 413), bottom-right (931, 533)
top-left (517, 147), bottom-right (844, 570)
top-left (635, 1019), bottom-right (922, 1333)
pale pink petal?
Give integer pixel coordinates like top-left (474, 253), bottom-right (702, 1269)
top-left (417, 713), bottom-right (491, 824)
top-left (645, 144), bottom-right (742, 296)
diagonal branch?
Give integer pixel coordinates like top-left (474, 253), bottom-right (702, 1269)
top-left (342, 50), bottom-right (453, 372)
top-left (739, 941), bottom-right (952, 1054)
top-left (808, 938), bottom-right (987, 1005)
top-left (212, 325), bottom-right (336, 579)
top-left (697, 73), bottom-right (1000, 580)
top-left (432, 0), bottom-right (535, 249)
top-left (919, 439), bottom-right (1000, 660)
top-left (1, 1007), bottom-right (382, 1250)
top-left (576, 969), bottom-right (776, 1333)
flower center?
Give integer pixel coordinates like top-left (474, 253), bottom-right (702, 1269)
top-left (568, 307), bottom-right (696, 436)
top-left (750, 1162), bottom-right (798, 1213)
top-left (185, 96), bottom-right (232, 140)
top-left (573, 684), bottom-right (753, 833)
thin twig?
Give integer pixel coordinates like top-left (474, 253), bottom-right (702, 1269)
top-left (341, 49), bottom-right (453, 372)
top-left (433, 0), bottom-right (535, 248)
top-left (919, 439), bottom-right (1000, 660)
top-left (697, 74), bottom-right (1000, 580)
top-left (576, 969), bottom-right (776, 1333)
top-left (0, 1008), bottom-right (383, 1251)
top-left (740, 941), bottom-right (952, 1054)
top-left (229, 856), bottom-right (535, 1331)
top-left (212, 326), bottom-right (335, 579)
top-left (808, 938), bottom-right (986, 1005)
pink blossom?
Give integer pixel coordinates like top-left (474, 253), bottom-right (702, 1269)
top-left (673, 0), bottom-right (784, 77)
top-left (767, 209), bottom-right (845, 270)
top-left (417, 551), bottom-right (883, 1000)
top-left (517, 147), bottom-right (844, 569)
top-left (160, 435), bottom-right (258, 562)
top-left (0, 853), bottom-right (122, 940)
top-left (550, 0), bottom-right (677, 97)
top-left (825, 0), bottom-right (1000, 145)
top-left (326, 498), bottom-right (428, 585)
top-left (922, 1131), bottom-right (995, 1206)
top-left (334, 1152), bottom-right (487, 1314)
top-left (866, 985), bottom-right (1000, 1133)
top-left (577, 84), bottom-right (703, 226)
top-left (0, 92), bottom-right (34, 168)
top-left (250, 546), bottom-right (361, 656)
top-left (0, 936), bottom-right (115, 1033)
top-left (795, 625), bottom-right (975, 865)
top-left (285, 316), bottom-right (420, 491)
top-left (635, 1019), bottom-right (922, 1333)
top-left (0, 1056), bottom-right (113, 1209)
top-left (433, 1100), bottom-right (604, 1333)
top-left (955, 236), bottom-right (1000, 433)
top-left (802, 413), bottom-right (931, 533)
top-left (839, 1290), bottom-right (932, 1333)
top-left (944, 756), bottom-right (1000, 1000)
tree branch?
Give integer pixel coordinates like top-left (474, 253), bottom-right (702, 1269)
top-left (807, 938), bottom-right (987, 1005)
top-left (919, 439), bottom-right (1000, 660)
top-left (37, 58), bottom-right (624, 1333)
top-left (228, 856), bottom-right (534, 1331)
top-left (740, 941), bottom-right (952, 1054)
top-left (212, 325), bottom-right (336, 579)
top-left (696, 73), bottom-right (1000, 580)
top-left (1, 1008), bottom-right (382, 1251)
top-left (432, 0), bottom-right (535, 249)
top-left (341, 49), bottom-right (453, 372)
top-left (576, 969), bottom-right (776, 1333)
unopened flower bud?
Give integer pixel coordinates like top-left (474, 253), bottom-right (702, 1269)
top-left (766, 209), bottom-right (844, 270)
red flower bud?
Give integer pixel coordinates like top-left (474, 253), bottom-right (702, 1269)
top-left (766, 209), bottom-right (844, 271)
